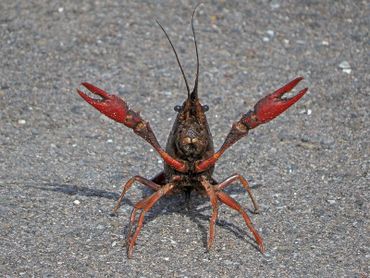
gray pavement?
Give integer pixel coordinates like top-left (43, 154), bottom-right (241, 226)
top-left (1, 1), bottom-right (369, 277)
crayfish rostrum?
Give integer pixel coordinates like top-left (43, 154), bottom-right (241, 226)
top-left (76, 7), bottom-right (308, 258)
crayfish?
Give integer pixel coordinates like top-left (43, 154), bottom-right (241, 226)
top-left (76, 7), bottom-right (308, 258)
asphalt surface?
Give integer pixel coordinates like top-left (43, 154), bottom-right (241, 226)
top-left (1, 1), bottom-right (369, 277)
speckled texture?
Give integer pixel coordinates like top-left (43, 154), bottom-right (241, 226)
top-left (0, 1), bottom-right (369, 277)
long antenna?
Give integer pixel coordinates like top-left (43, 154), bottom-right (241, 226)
top-left (156, 20), bottom-right (191, 98)
top-left (190, 3), bottom-right (202, 100)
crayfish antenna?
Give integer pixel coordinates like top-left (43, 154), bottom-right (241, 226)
top-left (190, 3), bottom-right (202, 100)
top-left (156, 19), bottom-right (191, 98)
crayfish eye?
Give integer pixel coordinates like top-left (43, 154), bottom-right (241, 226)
top-left (202, 105), bottom-right (209, 112)
top-left (174, 105), bottom-right (182, 112)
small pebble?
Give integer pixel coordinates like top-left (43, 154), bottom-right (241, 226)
top-left (118, 84), bottom-right (127, 95)
top-left (327, 199), bottom-right (336, 205)
top-left (73, 200), bottom-right (80, 205)
top-left (106, 139), bottom-right (113, 143)
top-left (322, 40), bottom-right (329, 46)
top-left (262, 37), bottom-right (270, 42)
top-left (338, 61), bottom-right (350, 69)
top-left (270, 0), bottom-right (280, 9)
top-left (111, 241), bottom-right (117, 247)
top-left (338, 61), bottom-right (351, 74)
top-left (266, 30), bottom-right (275, 37)
top-left (58, 7), bottom-right (64, 13)
top-left (18, 119), bottom-right (26, 125)
top-left (342, 68), bottom-right (352, 74)
top-left (97, 224), bottom-right (105, 230)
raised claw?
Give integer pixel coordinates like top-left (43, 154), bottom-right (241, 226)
top-left (243, 77), bottom-right (308, 129)
top-left (77, 82), bottom-right (129, 124)
top-left (77, 82), bottom-right (188, 172)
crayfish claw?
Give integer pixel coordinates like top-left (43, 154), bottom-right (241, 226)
top-left (77, 83), bottom-right (128, 124)
top-left (271, 76), bottom-right (304, 99)
top-left (81, 82), bottom-right (113, 100)
top-left (76, 89), bottom-right (100, 107)
top-left (242, 77), bottom-right (308, 129)
top-left (278, 86), bottom-right (308, 108)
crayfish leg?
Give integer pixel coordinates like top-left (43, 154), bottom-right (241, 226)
top-left (200, 177), bottom-right (219, 250)
top-left (112, 175), bottom-right (161, 215)
top-left (126, 183), bottom-right (174, 258)
top-left (215, 173), bottom-right (259, 214)
top-left (216, 191), bottom-right (265, 253)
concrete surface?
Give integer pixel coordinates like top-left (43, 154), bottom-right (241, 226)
top-left (1, 1), bottom-right (369, 277)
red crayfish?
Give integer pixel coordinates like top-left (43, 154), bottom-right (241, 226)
top-left (76, 8), bottom-right (308, 258)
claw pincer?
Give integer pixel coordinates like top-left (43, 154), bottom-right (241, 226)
top-left (77, 83), bottom-right (129, 124)
top-left (242, 77), bottom-right (308, 129)
top-left (77, 83), bottom-right (144, 128)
